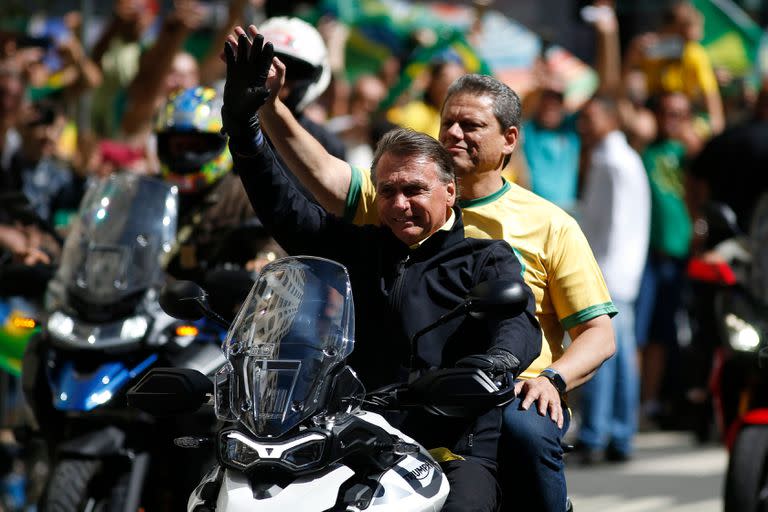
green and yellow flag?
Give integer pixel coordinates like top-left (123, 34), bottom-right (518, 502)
top-left (692, 0), bottom-right (762, 79)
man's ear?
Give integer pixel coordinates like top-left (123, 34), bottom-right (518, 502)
top-left (446, 180), bottom-right (456, 206)
top-left (503, 125), bottom-right (519, 156)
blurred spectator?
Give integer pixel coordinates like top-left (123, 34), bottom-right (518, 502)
top-left (258, 17), bottom-right (346, 160)
top-left (0, 100), bottom-right (84, 226)
top-left (27, 13), bottom-right (103, 102)
top-left (520, 65), bottom-right (580, 211)
top-left (634, 91), bottom-right (701, 426)
top-left (624, 0), bottom-right (724, 135)
top-left (311, 15), bottom-right (350, 122)
top-left (326, 74), bottom-right (393, 168)
top-left (0, 67), bottom-right (24, 173)
top-left (584, 2), bottom-right (657, 152)
top-left (688, 83), bottom-right (768, 233)
top-left (156, 86), bottom-right (285, 316)
top-left (576, 95), bottom-right (650, 464)
top-left (386, 57), bottom-right (466, 139)
top-left (0, 222), bottom-right (58, 266)
top-left (89, 0), bottom-right (160, 137)
top-left (198, 0), bottom-right (254, 87)
top-left (120, 0), bottom-right (206, 143)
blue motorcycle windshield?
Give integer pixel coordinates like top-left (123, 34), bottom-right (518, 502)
top-left (54, 174), bottom-right (178, 305)
top-left (222, 257), bottom-right (355, 438)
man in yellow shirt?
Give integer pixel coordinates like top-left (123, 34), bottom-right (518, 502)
top-left (624, 0), bottom-right (724, 134)
top-left (236, 23), bottom-right (616, 511)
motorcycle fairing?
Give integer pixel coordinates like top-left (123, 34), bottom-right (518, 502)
top-left (50, 354), bottom-right (158, 411)
top-left (215, 465), bottom-right (355, 511)
top-left (355, 412), bottom-right (449, 510)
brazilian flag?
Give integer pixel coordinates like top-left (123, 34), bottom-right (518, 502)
top-left (307, 0), bottom-right (490, 110)
top-left (692, 0), bottom-right (762, 80)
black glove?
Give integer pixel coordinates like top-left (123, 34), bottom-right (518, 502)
top-left (222, 33), bottom-right (274, 143)
top-left (456, 347), bottom-right (521, 379)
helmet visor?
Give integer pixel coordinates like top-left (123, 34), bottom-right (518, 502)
top-left (157, 131), bottom-right (227, 175)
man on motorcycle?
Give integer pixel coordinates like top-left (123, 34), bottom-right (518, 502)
top-left (154, 85), bottom-right (285, 317)
top-left (222, 34), bottom-right (542, 512)
top-left (221, 25), bottom-right (616, 511)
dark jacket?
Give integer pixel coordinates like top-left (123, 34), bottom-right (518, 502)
top-left (231, 139), bottom-right (541, 466)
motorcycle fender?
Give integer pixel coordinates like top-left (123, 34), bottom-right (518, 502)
top-left (725, 409), bottom-right (768, 450)
top-left (216, 466), bottom-right (355, 511)
top-left (56, 426), bottom-right (126, 457)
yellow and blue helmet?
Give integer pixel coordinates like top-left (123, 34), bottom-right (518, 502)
top-left (155, 86), bottom-right (232, 194)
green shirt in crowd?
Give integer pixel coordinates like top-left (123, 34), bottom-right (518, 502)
top-left (641, 139), bottom-right (692, 258)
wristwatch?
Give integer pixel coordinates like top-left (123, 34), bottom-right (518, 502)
top-left (539, 368), bottom-right (567, 395)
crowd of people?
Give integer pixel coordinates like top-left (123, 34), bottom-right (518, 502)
top-left (1, 0), bottom-right (768, 510)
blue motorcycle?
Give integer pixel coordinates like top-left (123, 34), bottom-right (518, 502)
top-left (22, 173), bottom-right (229, 511)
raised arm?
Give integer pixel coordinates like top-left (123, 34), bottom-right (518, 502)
top-left (229, 25), bottom-right (352, 217)
top-left (222, 28), bottom-right (358, 260)
top-left (121, 0), bottom-right (204, 137)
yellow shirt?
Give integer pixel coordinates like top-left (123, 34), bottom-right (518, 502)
top-left (642, 40), bottom-right (719, 101)
top-left (346, 167), bottom-right (617, 379)
top-left (386, 101), bottom-right (442, 140)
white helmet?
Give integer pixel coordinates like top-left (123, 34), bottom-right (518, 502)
top-left (259, 17), bottom-right (331, 113)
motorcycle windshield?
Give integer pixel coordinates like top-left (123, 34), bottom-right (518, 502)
top-left (223, 257), bottom-right (355, 438)
top-left (55, 174), bottom-right (178, 305)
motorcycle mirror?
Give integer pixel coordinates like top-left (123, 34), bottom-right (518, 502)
top-left (159, 281), bottom-right (209, 320)
top-left (464, 280), bottom-right (528, 316)
top-left (410, 279), bottom-right (528, 354)
top-left (127, 368), bottom-right (213, 416)
top-left (703, 201), bottom-right (742, 249)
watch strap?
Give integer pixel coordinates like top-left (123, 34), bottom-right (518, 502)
top-left (539, 367), bottom-right (567, 395)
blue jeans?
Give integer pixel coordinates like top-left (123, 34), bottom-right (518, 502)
top-left (499, 396), bottom-right (571, 511)
top-left (578, 300), bottom-right (639, 455)
top-left (634, 253), bottom-right (686, 348)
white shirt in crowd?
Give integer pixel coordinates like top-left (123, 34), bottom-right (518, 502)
top-left (579, 130), bottom-right (650, 303)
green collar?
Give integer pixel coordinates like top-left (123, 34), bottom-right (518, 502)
top-left (458, 179), bottom-right (511, 208)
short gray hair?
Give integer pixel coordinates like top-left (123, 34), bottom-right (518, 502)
top-left (444, 74), bottom-right (522, 131)
top-left (370, 127), bottom-right (455, 185)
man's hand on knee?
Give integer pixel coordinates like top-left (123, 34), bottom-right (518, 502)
top-left (514, 377), bottom-right (564, 428)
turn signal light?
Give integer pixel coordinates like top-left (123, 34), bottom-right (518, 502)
top-left (12, 317), bottom-right (36, 329)
top-left (176, 325), bottom-right (199, 337)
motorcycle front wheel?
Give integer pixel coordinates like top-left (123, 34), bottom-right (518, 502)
top-left (724, 425), bottom-right (768, 512)
top-left (40, 459), bottom-right (129, 512)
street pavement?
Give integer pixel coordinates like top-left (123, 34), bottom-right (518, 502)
top-left (566, 431), bottom-right (727, 512)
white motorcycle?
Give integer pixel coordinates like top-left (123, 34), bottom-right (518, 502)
top-left (128, 256), bottom-right (525, 511)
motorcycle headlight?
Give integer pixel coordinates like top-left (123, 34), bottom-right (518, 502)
top-left (120, 316), bottom-right (148, 340)
top-left (725, 313), bottom-right (761, 351)
top-left (48, 311), bottom-right (75, 338)
top-left (282, 438), bottom-right (326, 470)
top-left (219, 431), bottom-right (261, 469)
top-left (218, 429), bottom-right (328, 473)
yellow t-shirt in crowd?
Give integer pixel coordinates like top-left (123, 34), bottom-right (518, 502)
top-left (642, 40), bottom-right (719, 101)
top-left (346, 167), bottom-right (617, 380)
top-left (386, 101), bottom-right (442, 140)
